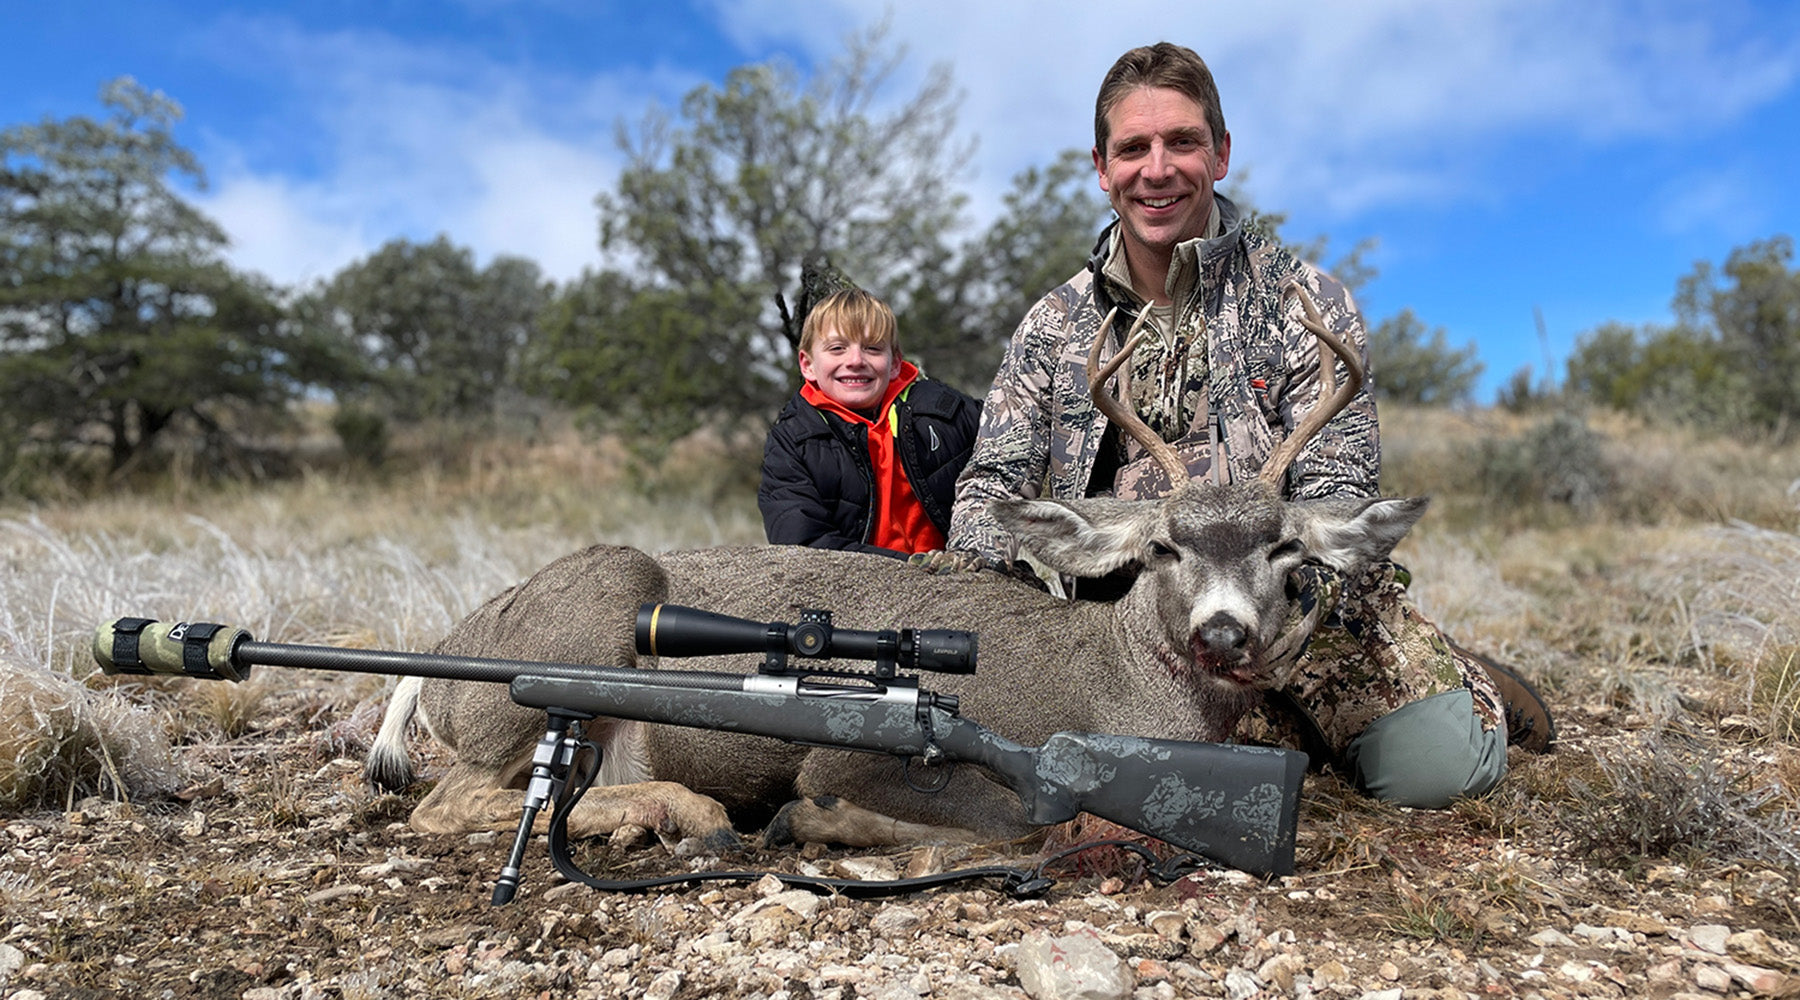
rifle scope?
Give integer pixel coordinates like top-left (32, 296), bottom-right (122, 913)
top-left (636, 603), bottom-right (976, 675)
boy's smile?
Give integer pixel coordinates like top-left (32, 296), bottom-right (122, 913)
top-left (799, 327), bottom-right (896, 413)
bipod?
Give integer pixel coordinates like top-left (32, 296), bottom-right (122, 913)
top-left (492, 709), bottom-right (594, 905)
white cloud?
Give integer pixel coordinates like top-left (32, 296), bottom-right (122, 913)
top-left (723, 0), bottom-right (1800, 222)
top-left (185, 15), bottom-right (679, 286)
top-left (179, 1), bottom-right (1799, 289)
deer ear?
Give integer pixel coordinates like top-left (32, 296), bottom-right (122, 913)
top-left (1294, 496), bottom-right (1429, 573)
top-left (992, 497), bottom-right (1160, 577)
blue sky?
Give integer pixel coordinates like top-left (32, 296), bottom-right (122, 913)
top-left (6, 1), bottom-right (1798, 401)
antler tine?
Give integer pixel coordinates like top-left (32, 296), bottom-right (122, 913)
top-left (1086, 307), bottom-right (1189, 485)
top-left (1260, 282), bottom-right (1367, 487)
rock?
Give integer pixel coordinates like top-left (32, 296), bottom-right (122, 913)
top-left (1255, 954), bottom-right (1304, 992)
top-left (1689, 924), bottom-right (1731, 955)
top-left (1016, 927), bottom-right (1134, 1000)
top-left (0, 943), bottom-right (22, 985)
top-left (644, 969), bottom-right (682, 1000)
top-left (1311, 960), bottom-right (1349, 987)
top-left (1694, 963), bottom-right (1734, 992)
top-left (838, 856), bottom-right (899, 882)
top-left (1222, 967), bottom-right (1260, 1000)
top-left (1727, 930), bottom-right (1786, 965)
top-left (1144, 911), bottom-right (1185, 938)
top-left (1719, 961), bottom-right (1790, 996)
top-left (871, 906), bottom-right (925, 938)
top-left (1529, 928), bottom-right (1579, 948)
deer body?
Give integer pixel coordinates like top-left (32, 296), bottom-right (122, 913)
top-left (370, 480), bottom-right (1426, 849)
top-left (367, 284), bottom-right (1418, 849)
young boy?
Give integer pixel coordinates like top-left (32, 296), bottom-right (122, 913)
top-left (759, 288), bottom-right (981, 558)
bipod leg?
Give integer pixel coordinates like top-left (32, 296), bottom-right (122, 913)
top-left (491, 709), bottom-right (593, 905)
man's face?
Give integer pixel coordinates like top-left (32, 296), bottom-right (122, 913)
top-left (1094, 86), bottom-right (1231, 272)
top-left (799, 327), bottom-right (896, 413)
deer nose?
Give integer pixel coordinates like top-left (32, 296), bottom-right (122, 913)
top-left (1197, 612), bottom-right (1248, 656)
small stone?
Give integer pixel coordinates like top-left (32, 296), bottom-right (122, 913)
top-left (1694, 964), bottom-right (1733, 992)
top-left (1529, 928), bottom-right (1579, 948)
top-left (644, 970), bottom-right (682, 1000)
top-left (1719, 961), bottom-right (1789, 996)
top-left (1688, 924), bottom-right (1731, 955)
top-left (1222, 968), bottom-right (1260, 1000)
top-left (1016, 926), bottom-right (1133, 1000)
top-left (1726, 930), bottom-right (1783, 965)
top-left (1311, 960), bottom-right (1348, 987)
top-left (1144, 911), bottom-right (1185, 938)
top-left (1558, 961), bottom-right (1595, 983)
top-left (1255, 954), bottom-right (1304, 993)
top-left (871, 906), bottom-right (925, 938)
top-left (1378, 960), bottom-right (1401, 981)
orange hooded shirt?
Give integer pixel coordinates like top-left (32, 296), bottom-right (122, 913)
top-left (800, 361), bottom-right (946, 554)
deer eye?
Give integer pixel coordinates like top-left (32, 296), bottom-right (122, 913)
top-left (1149, 540), bottom-right (1180, 561)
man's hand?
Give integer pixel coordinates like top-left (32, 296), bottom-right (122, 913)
top-left (1264, 563), bottom-right (1345, 673)
top-left (907, 549), bottom-right (987, 574)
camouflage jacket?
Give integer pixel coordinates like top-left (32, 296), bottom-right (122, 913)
top-left (947, 195), bottom-right (1381, 565)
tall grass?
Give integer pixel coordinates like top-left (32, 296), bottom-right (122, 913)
top-left (0, 422), bottom-right (765, 810)
top-left (2, 406), bottom-right (1797, 872)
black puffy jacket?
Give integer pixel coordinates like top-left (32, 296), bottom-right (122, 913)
top-left (758, 377), bottom-right (982, 558)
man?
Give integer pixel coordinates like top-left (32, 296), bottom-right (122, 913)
top-left (930, 42), bottom-right (1550, 809)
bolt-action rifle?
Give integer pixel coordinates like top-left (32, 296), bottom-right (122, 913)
top-left (92, 604), bottom-right (1306, 904)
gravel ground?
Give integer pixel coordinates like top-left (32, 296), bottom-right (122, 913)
top-left (2, 683), bottom-right (1798, 1000)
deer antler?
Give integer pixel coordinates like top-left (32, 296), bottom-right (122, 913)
top-left (1086, 307), bottom-right (1190, 485)
top-left (1259, 282), bottom-right (1366, 488)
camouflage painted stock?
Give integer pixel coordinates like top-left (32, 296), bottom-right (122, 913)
top-left (93, 610), bottom-right (1307, 901)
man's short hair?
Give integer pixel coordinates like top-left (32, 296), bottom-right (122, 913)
top-left (1094, 42), bottom-right (1226, 160)
top-left (798, 288), bottom-right (898, 356)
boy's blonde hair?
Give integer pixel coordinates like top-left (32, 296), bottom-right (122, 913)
top-left (798, 288), bottom-right (899, 356)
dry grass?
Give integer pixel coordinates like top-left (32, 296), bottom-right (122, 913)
top-left (2, 406), bottom-right (1797, 880)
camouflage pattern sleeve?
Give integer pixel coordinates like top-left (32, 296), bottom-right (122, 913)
top-left (946, 287), bottom-right (1075, 566)
top-left (1276, 262), bottom-right (1381, 502)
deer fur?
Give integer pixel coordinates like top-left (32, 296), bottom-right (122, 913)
top-left (364, 282), bottom-right (1420, 850)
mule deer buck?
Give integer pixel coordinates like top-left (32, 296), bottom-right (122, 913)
top-left (366, 284), bottom-right (1427, 851)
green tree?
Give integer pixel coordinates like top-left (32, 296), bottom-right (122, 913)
top-left (310, 236), bottom-right (549, 420)
top-left (1368, 308), bottom-right (1484, 406)
top-left (1564, 320), bottom-right (1746, 430)
top-left (0, 78), bottom-right (300, 474)
top-left (528, 268), bottom-right (762, 450)
top-left (897, 149), bottom-right (1111, 391)
top-left (1674, 235), bottom-right (1799, 434)
top-left (585, 26), bottom-right (969, 431)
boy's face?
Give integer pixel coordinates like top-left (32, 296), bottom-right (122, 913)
top-left (799, 326), bottom-right (896, 412)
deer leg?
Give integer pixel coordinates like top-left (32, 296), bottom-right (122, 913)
top-left (765, 795), bottom-right (985, 848)
top-left (767, 749), bottom-right (1032, 848)
top-left (409, 758), bottom-right (740, 850)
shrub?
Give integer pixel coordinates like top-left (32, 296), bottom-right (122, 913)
top-left (332, 406), bottom-right (389, 467)
top-left (1475, 410), bottom-right (1612, 513)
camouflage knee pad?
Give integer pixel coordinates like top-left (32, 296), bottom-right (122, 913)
top-left (1345, 689), bottom-right (1507, 808)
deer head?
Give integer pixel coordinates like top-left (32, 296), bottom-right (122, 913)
top-left (991, 283), bottom-right (1426, 691)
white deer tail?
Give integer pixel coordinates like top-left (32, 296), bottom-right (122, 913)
top-left (364, 675), bottom-right (423, 791)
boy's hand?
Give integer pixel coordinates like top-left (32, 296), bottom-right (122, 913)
top-left (907, 549), bottom-right (987, 574)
